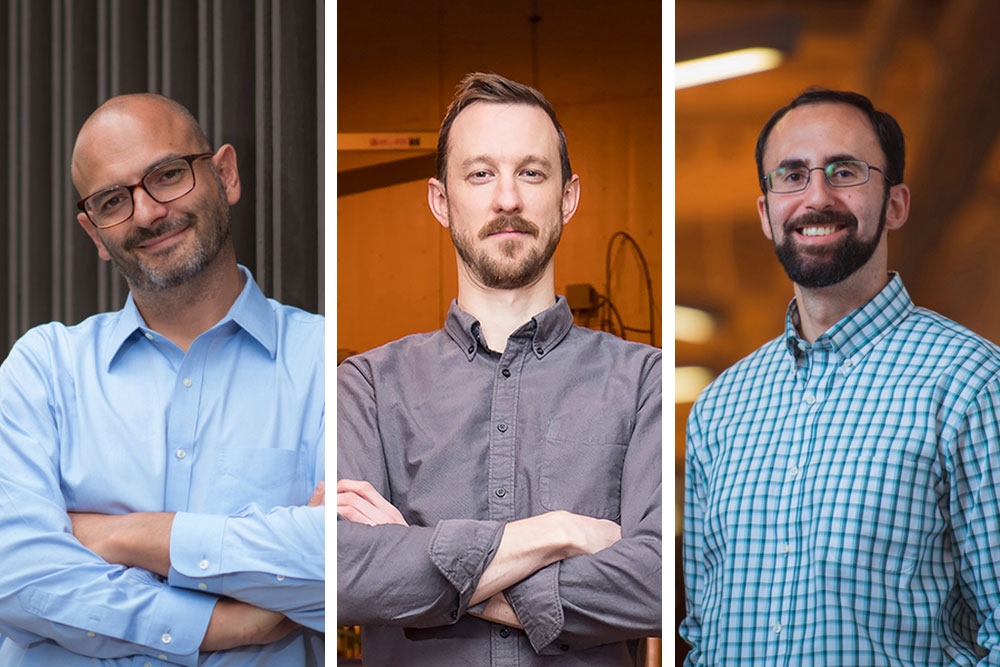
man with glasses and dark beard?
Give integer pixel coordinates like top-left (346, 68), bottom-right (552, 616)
top-left (0, 94), bottom-right (324, 665)
top-left (336, 73), bottom-right (661, 666)
top-left (681, 89), bottom-right (1000, 664)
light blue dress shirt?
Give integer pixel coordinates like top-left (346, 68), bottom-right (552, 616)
top-left (0, 266), bottom-right (324, 666)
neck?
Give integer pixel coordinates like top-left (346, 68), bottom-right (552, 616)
top-left (792, 255), bottom-right (891, 343)
top-left (456, 259), bottom-right (557, 353)
top-left (130, 246), bottom-right (243, 352)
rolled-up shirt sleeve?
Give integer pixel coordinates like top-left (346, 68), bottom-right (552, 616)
top-left (168, 504), bottom-right (325, 630)
top-left (502, 353), bottom-right (662, 652)
top-left (0, 334), bottom-right (216, 666)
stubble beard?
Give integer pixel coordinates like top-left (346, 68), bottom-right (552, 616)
top-left (768, 195), bottom-right (888, 289)
top-left (450, 211), bottom-right (562, 290)
top-left (101, 178), bottom-right (232, 292)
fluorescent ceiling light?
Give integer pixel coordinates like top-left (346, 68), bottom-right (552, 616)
top-left (675, 47), bottom-right (784, 89)
top-left (676, 366), bottom-right (715, 403)
top-left (675, 305), bottom-right (716, 343)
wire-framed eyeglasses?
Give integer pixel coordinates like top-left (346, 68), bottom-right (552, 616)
top-left (77, 153), bottom-right (214, 229)
top-left (763, 160), bottom-right (889, 194)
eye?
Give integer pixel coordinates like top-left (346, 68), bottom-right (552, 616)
top-left (467, 170), bottom-right (493, 183)
top-left (149, 166), bottom-right (187, 186)
top-left (520, 169), bottom-right (545, 182)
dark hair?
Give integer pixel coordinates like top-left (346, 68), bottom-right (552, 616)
top-left (436, 72), bottom-right (572, 185)
top-left (755, 88), bottom-right (905, 194)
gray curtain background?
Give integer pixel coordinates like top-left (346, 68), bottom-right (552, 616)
top-left (1, 0), bottom-right (324, 356)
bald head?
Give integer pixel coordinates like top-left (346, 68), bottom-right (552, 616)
top-left (72, 94), bottom-right (211, 197)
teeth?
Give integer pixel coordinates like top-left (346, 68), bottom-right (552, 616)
top-left (800, 226), bottom-right (837, 237)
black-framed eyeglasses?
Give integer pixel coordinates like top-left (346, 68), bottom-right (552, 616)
top-left (77, 153), bottom-right (214, 229)
top-left (763, 160), bottom-right (889, 194)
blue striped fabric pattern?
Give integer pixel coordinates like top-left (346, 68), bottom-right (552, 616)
top-left (681, 274), bottom-right (1000, 665)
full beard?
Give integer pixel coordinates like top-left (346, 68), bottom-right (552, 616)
top-left (769, 198), bottom-right (888, 289)
top-left (103, 182), bottom-right (232, 292)
top-left (450, 213), bottom-right (561, 290)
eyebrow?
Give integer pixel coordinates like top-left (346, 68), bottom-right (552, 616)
top-left (458, 154), bottom-right (554, 171)
top-left (91, 152), bottom-right (187, 194)
top-left (775, 154), bottom-right (860, 170)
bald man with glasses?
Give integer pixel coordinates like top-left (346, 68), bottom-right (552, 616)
top-left (0, 93), bottom-right (324, 666)
top-left (682, 88), bottom-right (1000, 665)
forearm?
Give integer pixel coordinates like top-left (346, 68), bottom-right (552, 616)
top-left (468, 593), bottom-right (523, 628)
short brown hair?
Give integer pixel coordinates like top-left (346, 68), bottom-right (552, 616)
top-left (436, 72), bottom-right (572, 185)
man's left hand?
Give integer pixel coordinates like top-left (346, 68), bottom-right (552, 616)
top-left (337, 479), bottom-right (407, 526)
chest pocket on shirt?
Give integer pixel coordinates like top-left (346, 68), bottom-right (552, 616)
top-left (540, 414), bottom-right (630, 520)
top-left (217, 448), bottom-right (306, 507)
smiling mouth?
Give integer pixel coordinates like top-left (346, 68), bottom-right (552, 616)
top-left (797, 224), bottom-right (843, 237)
top-left (137, 226), bottom-right (189, 250)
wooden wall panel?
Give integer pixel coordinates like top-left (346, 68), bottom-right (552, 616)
top-left (0, 0), bottom-right (322, 357)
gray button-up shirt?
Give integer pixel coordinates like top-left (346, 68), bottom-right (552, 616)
top-left (338, 296), bottom-right (662, 666)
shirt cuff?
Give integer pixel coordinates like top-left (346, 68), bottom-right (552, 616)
top-left (168, 511), bottom-right (227, 594)
top-left (504, 560), bottom-right (564, 652)
top-left (145, 584), bottom-right (218, 665)
top-left (428, 518), bottom-right (504, 617)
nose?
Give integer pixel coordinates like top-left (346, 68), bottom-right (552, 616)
top-left (801, 168), bottom-right (836, 210)
top-left (129, 186), bottom-right (170, 228)
top-left (491, 174), bottom-right (523, 214)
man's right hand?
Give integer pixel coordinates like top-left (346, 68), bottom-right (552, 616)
top-left (546, 509), bottom-right (622, 558)
top-left (201, 599), bottom-right (298, 651)
top-left (337, 479), bottom-right (407, 526)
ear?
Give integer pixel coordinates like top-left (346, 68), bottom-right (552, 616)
top-left (757, 194), bottom-right (774, 240)
top-left (427, 177), bottom-right (449, 228)
top-left (76, 212), bottom-right (112, 262)
top-left (561, 174), bottom-right (581, 225)
top-left (211, 144), bottom-right (241, 205)
top-left (883, 183), bottom-right (910, 232)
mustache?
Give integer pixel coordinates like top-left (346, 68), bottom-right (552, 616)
top-left (785, 210), bottom-right (857, 234)
top-left (478, 215), bottom-right (539, 240)
top-left (123, 214), bottom-right (195, 250)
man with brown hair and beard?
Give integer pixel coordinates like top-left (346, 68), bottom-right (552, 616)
top-left (681, 89), bottom-right (1000, 664)
top-left (336, 73), bottom-right (662, 666)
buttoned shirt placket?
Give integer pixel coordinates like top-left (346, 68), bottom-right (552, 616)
top-left (482, 323), bottom-right (533, 666)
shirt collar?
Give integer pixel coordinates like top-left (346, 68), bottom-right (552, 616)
top-left (444, 295), bottom-right (575, 361)
top-left (104, 265), bottom-right (277, 369)
top-left (784, 273), bottom-right (914, 362)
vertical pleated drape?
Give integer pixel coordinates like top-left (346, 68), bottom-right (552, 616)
top-left (1, 0), bottom-right (323, 355)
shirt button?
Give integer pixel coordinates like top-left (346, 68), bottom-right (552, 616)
top-left (780, 542), bottom-right (791, 554)
top-left (797, 341), bottom-right (807, 351)
top-left (158, 655), bottom-right (168, 661)
top-left (467, 345), bottom-right (475, 354)
top-left (803, 392), bottom-right (816, 405)
top-left (560, 644), bottom-right (570, 651)
top-left (535, 345), bottom-right (544, 355)
top-left (144, 663), bottom-right (152, 667)
top-left (842, 358), bottom-right (853, 367)
top-left (497, 423), bottom-right (508, 433)
top-left (450, 610), bottom-right (458, 620)
top-left (789, 465), bottom-right (800, 478)
top-left (198, 583), bottom-right (208, 590)
top-left (161, 633), bottom-right (173, 644)
top-left (183, 378), bottom-right (193, 388)
top-left (175, 449), bottom-right (186, 460)
top-left (773, 623), bottom-right (782, 635)
top-left (86, 631), bottom-right (96, 637)
top-left (495, 487), bottom-right (507, 498)
top-left (144, 332), bottom-right (154, 341)
top-left (276, 575), bottom-right (285, 581)
top-left (199, 559), bottom-right (209, 570)
top-left (501, 368), bottom-right (511, 378)
top-left (498, 627), bottom-right (510, 638)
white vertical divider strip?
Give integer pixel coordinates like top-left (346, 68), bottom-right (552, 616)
top-left (7, 0), bottom-right (19, 346)
top-left (18, 0), bottom-right (30, 333)
top-left (62, 0), bottom-right (74, 320)
top-left (315, 0), bottom-right (323, 314)
top-left (254, 0), bottom-right (266, 285)
top-left (108, 0), bottom-right (124, 309)
top-left (197, 0), bottom-right (209, 137)
top-left (51, 0), bottom-right (63, 322)
top-left (96, 0), bottom-right (110, 312)
top-left (270, 0), bottom-right (280, 300)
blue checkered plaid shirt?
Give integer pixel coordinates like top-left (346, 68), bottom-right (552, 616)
top-left (682, 274), bottom-right (1000, 665)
